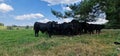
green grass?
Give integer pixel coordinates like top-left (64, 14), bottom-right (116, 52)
top-left (0, 29), bottom-right (120, 56)
top-left (0, 26), bottom-right (6, 30)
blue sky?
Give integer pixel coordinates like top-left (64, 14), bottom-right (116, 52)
top-left (0, 0), bottom-right (107, 26)
top-left (0, 0), bottom-right (81, 26)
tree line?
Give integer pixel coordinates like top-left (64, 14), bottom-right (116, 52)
top-left (0, 23), bottom-right (32, 30)
top-left (51, 0), bottom-right (120, 29)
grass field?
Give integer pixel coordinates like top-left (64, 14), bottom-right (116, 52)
top-left (0, 29), bottom-right (120, 56)
top-left (0, 26), bottom-right (6, 30)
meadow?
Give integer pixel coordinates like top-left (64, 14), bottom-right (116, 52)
top-left (0, 26), bottom-right (6, 30)
top-left (0, 29), bottom-right (120, 56)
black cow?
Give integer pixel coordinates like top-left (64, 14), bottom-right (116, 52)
top-left (86, 24), bottom-right (96, 34)
top-left (71, 20), bottom-right (83, 35)
top-left (34, 20), bottom-right (105, 37)
top-left (79, 22), bottom-right (88, 34)
top-left (34, 21), bottom-right (55, 37)
top-left (52, 22), bottom-right (73, 35)
top-left (50, 22), bottom-right (62, 35)
top-left (94, 24), bottom-right (105, 34)
top-left (85, 24), bottom-right (104, 34)
top-left (61, 22), bottom-right (73, 35)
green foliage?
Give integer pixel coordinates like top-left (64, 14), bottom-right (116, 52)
top-left (51, 0), bottom-right (120, 28)
top-left (0, 23), bottom-right (4, 26)
top-left (7, 26), bottom-right (13, 30)
top-left (51, 9), bottom-right (64, 19)
top-left (25, 25), bottom-right (29, 29)
top-left (78, 0), bottom-right (120, 28)
top-left (35, 41), bottom-right (58, 51)
top-left (0, 26), bottom-right (6, 30)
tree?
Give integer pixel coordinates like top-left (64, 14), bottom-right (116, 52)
top-left (12, 25), bottom-right (17, 27)
top-left (25, 25), bottom-right (29, 29)
top-left (80, 0), bottom-right (120, 28)
top-left (51, 0), bottom-right (120, 28)
top-left (0, 23), bottom-right (4, 26)
top-left (51, 9), bottom-right (64, 19)
top-left (51, 1), bottom-right (98, 21)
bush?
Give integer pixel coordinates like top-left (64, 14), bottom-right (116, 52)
top-left (25, 25), bottom-right (29, 29)
top-left (7, 26), bottom-right (13, 30)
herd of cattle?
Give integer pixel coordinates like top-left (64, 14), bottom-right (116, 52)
top-left (34, 20), bottom-right (105, 37)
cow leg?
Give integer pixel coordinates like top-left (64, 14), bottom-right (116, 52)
top-left (35, 30), bottom-right (39, 37)
top-left (79, 29), bottom-right (83, 35)
top-left (49, 34), bottom-right (52, 37)
top-left (90, 31), bottom-right (92, 35)
top-left (48, 33), bottom-right (52, 37)
top-left (47, 31), bottom-right (52, 37)
top-left (92, 30), bottom-right (94, 34)
top-left (96, 30), bottom-right (100, 34)
top-left (84, 29), bottom-right (87, 34)
top-left (98, 30), bottom-right (101, 34)
top-left (96, 30), bottom-right (98, 34)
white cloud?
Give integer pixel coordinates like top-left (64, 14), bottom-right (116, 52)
top-left (37, 18), bottom-right (73, 24)
top-left (38, 18), bottom-right (51, 23)
top-left (62, 6), bottom-right (72, 11)
top-left (99, 13), bottom-right (106, 18)
top-left (57, 18), bottom-right (73, 24)
top-left (87, 12), bottom-right (108, 24)
top-left (42, 0), bottom-right (81, 6)
top-left (63, 18), bottom-right (72, 22)
top-left (75, 15), bottom-right (80, 18)
top-left (88, 18), bottom-right (109, 24)
top-left (0, 3), bottom-right (14, 13)
top-left (15, 13), bottom-right (44, 20)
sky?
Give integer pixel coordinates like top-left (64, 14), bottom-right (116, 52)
top-left (0, 0), bottom-right (108, 26)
